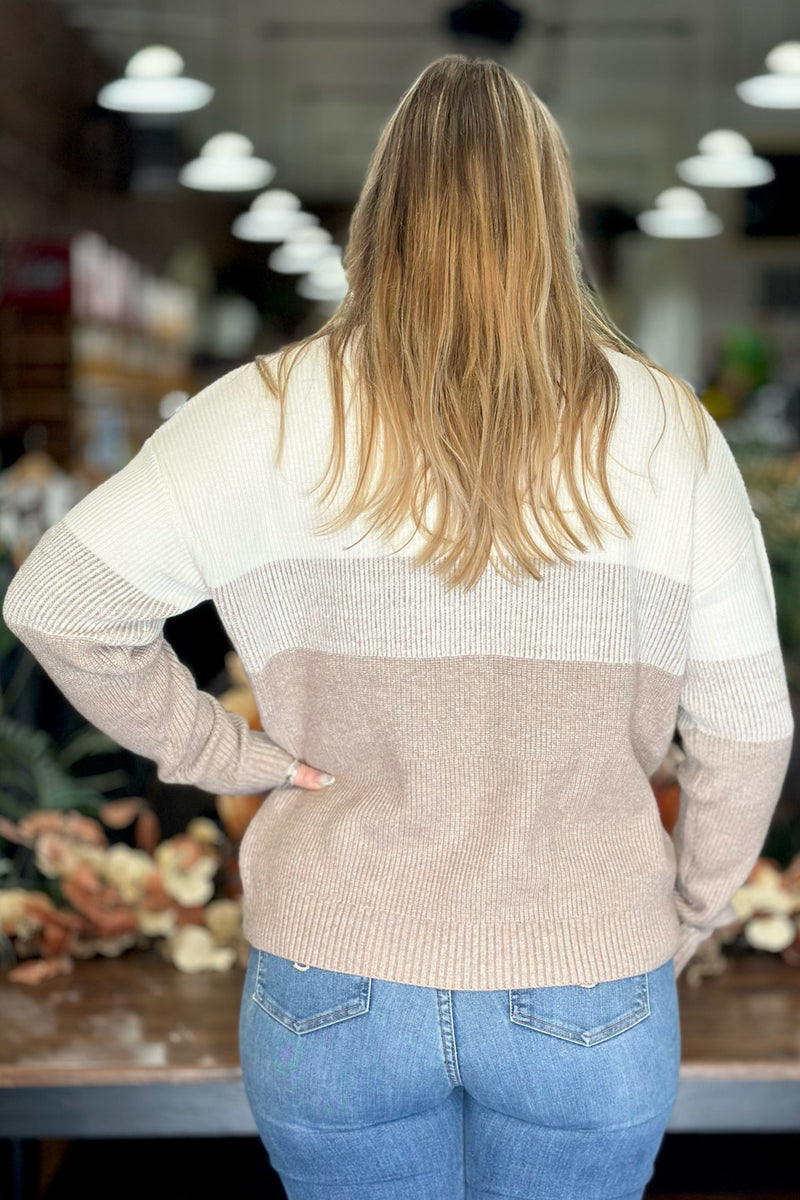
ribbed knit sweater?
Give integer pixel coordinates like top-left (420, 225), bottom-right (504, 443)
top-left (3, 338), bottom-right (794, 989)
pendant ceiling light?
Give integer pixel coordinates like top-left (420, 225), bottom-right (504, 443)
top-left (297, 249), bottom-right (349, 302)
top-left (232, 190), bottom-right (318, 242)
top-left (636, 187), bottom-right (723, 239)
top-left (676, 130), bottom-right (775, 188)
top-left (736, 41), bottom-right (800, 109)
top-left (97, 45), bottom-right (214, 114)
top-left (179, 133), bottom-right (275, 192)
top-left (268, 227), bottom-right (336, 274)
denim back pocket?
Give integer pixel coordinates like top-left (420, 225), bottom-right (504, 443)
top-left (252, 949), bottom-right (372, 1035)
top-left (508, 972), bottom-right (651, 1046)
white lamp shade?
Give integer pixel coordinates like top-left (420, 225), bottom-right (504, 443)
top-left (698, 129), bottom-right (752, 156)
top-left (200, 133), bottom-right (254, 158)
top-left (636, 187), bottom-right (723, 238)
top-left (736, 41), bottom-right (800, 108)
top-left (636, 209), bottom-right (723, 238)
top-left (98, 76), bottom-right (214, 114)
top-left (232, 209), bottom-right (318, 242)
top-left (676, 156), bottom-right (774, 187)
top-left (297, 251), bottom-right (348, 301)
top-left (251, 189), bottom-right (302, 212)
top-left (179, 134), bottom-right (276, 192)
top-left (765, 41), bottom-right (800, 74)
top-left (736, 74), bottom-right (800, 108)
top-left (180, 157), bottom-right (275, 191)
top-left (126, 46), bottom-right (185, 78)
top-left (268, 229), bottom-right (335, 273)
top-left (676, 137), bottom-right (775, 188)
top-left (97, 44), bottom-right (213, 114)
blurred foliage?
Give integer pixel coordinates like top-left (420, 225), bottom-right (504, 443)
top-left (733, 442), bottom-right (800, 694)
top-left (731, 439), bottom-right (800, 871)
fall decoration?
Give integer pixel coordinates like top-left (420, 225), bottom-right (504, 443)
top-left (0, 802), bottom-right (252, 983)
top-left (677, 853), bottom-right (800, 988)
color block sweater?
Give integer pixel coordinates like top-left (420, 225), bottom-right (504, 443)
top-left (3, 338), bottom-right (794, 990)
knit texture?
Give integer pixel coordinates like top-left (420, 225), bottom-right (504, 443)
top-left (3, 339), bottom-right (794, 989)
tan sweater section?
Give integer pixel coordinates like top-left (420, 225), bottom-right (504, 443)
top-left (3, 340), bottom-right (794, 989)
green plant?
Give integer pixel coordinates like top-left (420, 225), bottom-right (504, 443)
top-left (0, 546), bottom-right (130, 894)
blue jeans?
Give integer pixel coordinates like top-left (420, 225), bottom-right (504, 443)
top-left (239, 947), bottom-right (680, 1200)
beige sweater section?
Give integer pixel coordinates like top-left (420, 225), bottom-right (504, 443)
top-left (3, 340), bottom-right (794, 989)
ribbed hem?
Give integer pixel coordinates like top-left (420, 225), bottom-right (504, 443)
top-left (241, 888), bottom-right (681, 991)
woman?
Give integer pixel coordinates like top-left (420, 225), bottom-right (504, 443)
top-left (4, 53), bottom-right (793, 1200)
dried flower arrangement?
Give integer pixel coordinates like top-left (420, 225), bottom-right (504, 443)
top-left (664, 857), bottom-right (800, 990)
top-left (0, 807), bottom-right (249, 983)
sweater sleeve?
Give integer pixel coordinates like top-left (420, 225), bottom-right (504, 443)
top-left (671, 412), bottom-right (795, 977)
top-left (1, 434), bottom-right (297, 796)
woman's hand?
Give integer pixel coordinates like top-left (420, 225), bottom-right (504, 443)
top-left (285, 758), bottom-right (335, 790)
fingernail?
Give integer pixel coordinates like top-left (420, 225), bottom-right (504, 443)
top-left (317, 772), bottom-right (335, 786)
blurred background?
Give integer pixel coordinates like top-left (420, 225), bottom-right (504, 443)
top-left (1, 0), bottom-right (799, 480)
top-left (2, 0), bottom-right (800, 496)
top-left (1, 2), bottom-right (800, 1198)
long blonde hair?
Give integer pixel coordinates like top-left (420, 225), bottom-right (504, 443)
top-left (257, 53), bottom-right (709, 592)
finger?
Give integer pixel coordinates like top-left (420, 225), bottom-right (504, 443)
top-left (290, 761), bottom-right (335, 790)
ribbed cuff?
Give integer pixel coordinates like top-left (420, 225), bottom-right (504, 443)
top-left (241, 730), bottom-right (298, 792)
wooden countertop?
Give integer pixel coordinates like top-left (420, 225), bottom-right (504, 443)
top-left (676, 954), bottom-right (800, 1081)
top-left (0, 948), bottom-right (247, 1087)
top-left (1, 948), bottom-right (799, 1089)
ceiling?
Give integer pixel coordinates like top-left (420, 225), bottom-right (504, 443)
top-left (49, 0), bottom-right (799, 209)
